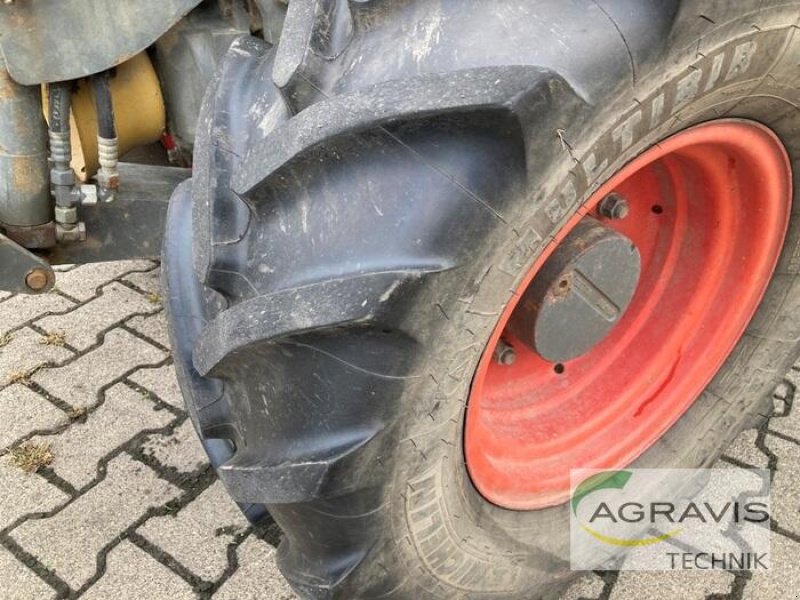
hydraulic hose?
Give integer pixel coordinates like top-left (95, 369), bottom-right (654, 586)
top-left (92, 72), bottom-right (116, 140)
top-left (91, 71), bottom-right (119, 198)
top-left (47, 81), bottom-right (76, 209)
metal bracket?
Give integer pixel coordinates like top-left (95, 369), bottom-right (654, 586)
top-left (0, 233), bottom-right (55, 294)
top-left (45, 162), bottom-right (190, 265)
top-left (1, 162), bottom-right (188, 293)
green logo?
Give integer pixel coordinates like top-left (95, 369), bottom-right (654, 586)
top-left (572, 470), bottom-right (681, 547)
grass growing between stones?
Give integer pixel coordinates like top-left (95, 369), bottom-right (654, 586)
top-left (67, 406), bottom-right (88, 422)
top-left (6, 363), bottom-right (46, 386)
top-left (38, 331), bottom-right (67, 347)
top-left (10, 443), bottom-right (54, 473)
top-left (145, 292), bottom-right (162, 305)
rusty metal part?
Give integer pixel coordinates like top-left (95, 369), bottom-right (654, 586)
top-left (0, 232), bottom-right (55, 294)
top-left (0, 0), bottom-right (202, 85)
top-left (92, 71), bottom-right (120, 200)
top-left (25, 268), bottom-right (50, 292)
top-left (599, 193), bottom-right (630, 220)
top-left (0, 62), bottom-right (52, 239)
top-left (3, 221), bottom-right (57, 249)
top-left (96, 136), bottom-right (120, 199)
top-left (492, 339), bottom-right (517, 366)
top-left (56, 221), bottom-right (87, 243)
top-left (508, 217), bottom-right (642, 362)
top-left (46, 162), bottom-right (190, 264)
top-left (42, 53), bottom-right (166, 183)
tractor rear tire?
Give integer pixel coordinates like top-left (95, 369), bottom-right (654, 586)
top-left (164, 1), bottom-right (800, 598)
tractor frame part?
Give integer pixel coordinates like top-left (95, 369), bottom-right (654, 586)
top-left (0, 61), bottom-right (53, 247)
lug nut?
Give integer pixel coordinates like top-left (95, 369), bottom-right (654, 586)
top-left (599, 193), bottom-right (630, 220)
top-left (25, 268), bottom-right (50, 292)
top-left (493, 340), bottom-right (517, 366)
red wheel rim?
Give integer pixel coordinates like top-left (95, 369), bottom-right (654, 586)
top-left (465, 120), bottom-right (792, 510)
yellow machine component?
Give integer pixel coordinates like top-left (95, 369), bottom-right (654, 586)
top-left (44, 53), bottom-right (166, 181)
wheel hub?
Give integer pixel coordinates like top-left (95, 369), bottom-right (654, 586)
top-left (509, 217), bottom-right (641, 362)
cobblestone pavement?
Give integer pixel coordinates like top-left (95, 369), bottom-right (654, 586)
top-left (0, 260), bottom-right (798, 600)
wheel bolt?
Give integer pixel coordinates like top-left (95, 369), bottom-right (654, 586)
top-left (599, 193), bottom-right (630, 220)
top-left (493, 340), bottom-right (517, 366)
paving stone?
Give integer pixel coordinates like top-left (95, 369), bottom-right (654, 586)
top-left (722, 429), bottom-right (770, 469)
top-left (0, 293), bottom-right (75, 335)
top-left (126, 312), bottom-right (170, 348)
top-left (123, 268), bottom-right (162, 296)
top-left (763, 434), bottom-right (800, 533)
top-left (213, 536), bottom-right (296, 600)
top-left (139, 481), bottom-right (248, 582)
top-left (2, 251), bottom-right (800, 600)
top-left (0, 385), bottom-right (68, 451)
top-left (33, 328), bottom-right (166, 408)
top-left (0, 545), bottom-right (57, 600)
top-left (609, 570), bottom-right (733, 600)
top-left (36, 283), bottom-right (159, 351)
top-left (129, 364), bottom-right (184, 409)
top-left (11, 453), bottom-right (180, 589)
top-left (560, 573), bottom-right (605, 600)
top-left (31, 384), bottom-right (174, 488)
top-left (0, 327), bottom-right (74, 386)
top-left (743, 533), bottom-right (800, 599)
top-left (0, 455), bottom-right (69, 529)
top-left (141, 420), bottom-right (208, 474)
top-left (82, 541), bottom-right (194, 600)
top-left (53, 260), bottom-right (156, 301)
top-left (769, 376), bottom-right (800, 440)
